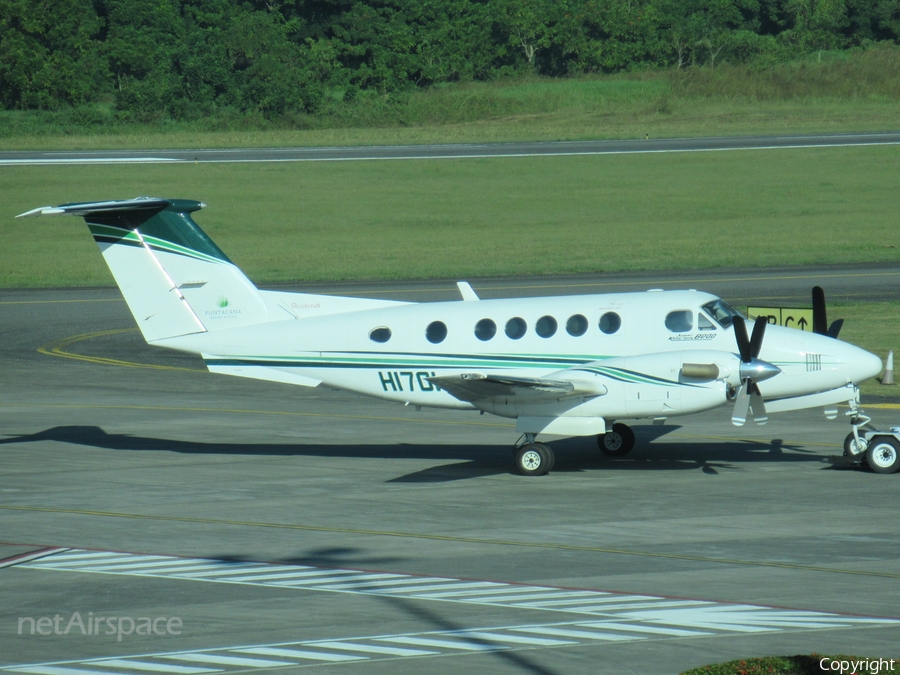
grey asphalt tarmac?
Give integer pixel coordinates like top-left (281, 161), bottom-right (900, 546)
top-left (2, 131), bottom-right (900, 165)
top-left (2, 268), bottom-right (899, 674)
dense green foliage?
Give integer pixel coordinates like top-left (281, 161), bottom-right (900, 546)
top-left (1, 0), bottom-right (898, 124)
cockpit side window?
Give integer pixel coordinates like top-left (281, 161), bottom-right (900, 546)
top-left (701, 299), bottom-right (743, 328)
top-left (698, 313), bottom-right (717, 331)
top-left (665, 310), bottom-right (693, 333)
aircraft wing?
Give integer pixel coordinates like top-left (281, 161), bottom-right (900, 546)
top-left (429, 372), bottom-right (606, 404)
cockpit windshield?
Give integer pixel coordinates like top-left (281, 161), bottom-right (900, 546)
top-left (701, 299), bottom-right (744, 328)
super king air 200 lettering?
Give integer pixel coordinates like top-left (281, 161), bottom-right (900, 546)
top-left (17, 198), bottom-right (888, 476)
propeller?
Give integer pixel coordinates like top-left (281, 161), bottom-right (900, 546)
top-left (812, 286), bottom-right (843, 339)
top-left (731, 315), bottom-right (781, 426)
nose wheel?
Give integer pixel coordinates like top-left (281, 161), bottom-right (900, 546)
top-left (598, 423), bottom-right (635, 456)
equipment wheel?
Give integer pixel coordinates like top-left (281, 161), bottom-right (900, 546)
top-left (866, 437), bottom-right (900, 474)
top-left (843, 431), bottom-right (868, 456)
top-left (515, 443), bottom-right (554, 476)
top-left (598, 423), bottom-right (635, 456)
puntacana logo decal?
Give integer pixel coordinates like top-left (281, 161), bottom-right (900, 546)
top-left (217, 297), bottom-right (229, 308)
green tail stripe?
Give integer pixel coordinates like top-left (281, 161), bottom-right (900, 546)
top-left (88, 223), bottom-right (226, 265)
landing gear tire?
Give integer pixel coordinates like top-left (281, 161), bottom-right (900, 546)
top-left (843, 431), bottom-right (868, 457)
top-left (866, 437), bottom-right (900, 474)
top-left (598, 423), bottom-right (635, 457)
top-left (515, 443), bottom-right (554, 476)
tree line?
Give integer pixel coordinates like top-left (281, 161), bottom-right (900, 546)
top-left (2, 0), bottom-right (898, 121)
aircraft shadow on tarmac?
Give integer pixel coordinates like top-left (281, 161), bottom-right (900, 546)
top-left (1, 425), bottom-right (833, 482)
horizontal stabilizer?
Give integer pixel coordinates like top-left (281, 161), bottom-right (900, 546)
top-left (17, 198), bottom-right (174, 219)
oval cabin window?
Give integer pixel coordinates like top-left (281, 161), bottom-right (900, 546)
top-left (535, 315), bottom-right (557, 338)
top-left (566, 314), bottom-right (588, 337)
top-left (369, 327), bottom-right (392, 343)
top-left (426, 320), bottom-right (448, 344)
top-left (599, 312), bottom-right (622, 335)
top-left (505, 317), bottom-right (527, 340)
top-left (475, 318), bottom-right (496, 341)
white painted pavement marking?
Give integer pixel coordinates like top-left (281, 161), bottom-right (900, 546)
top-left (511, 626), bottom-right (645, 641)
top-left (7, 668), bottom-right (132, 675)
top-left (87, 660), bottom-right (219, 673)
top-left (231, 648), bottom-right (364, 662)
top-left (454, 631), bottom-right (576, 646)
top-left (308, 641), bottom-right (436, 656)
top-left (313, 576), bottom-right (453, 590)
top-left (31, 555), bottom-right (167, 568)
top-left (0, 158), bottom-right (179, 165)
top-left (173, 566), bottom-right (293, 579)
top-left (376, 581), bottom-right (502, 594)
top-left (19, 550), bottom-right (106, 562)
top-left (214, 569), bottom-right (354, 582)
top-left (16, 548), bottom-right (900, 639)
top-left (614, 606), bottom-right (894, 633)
top-left (576, 621), bottom-right (711, 637)
top-left (417, 585), bottom-right (558, 598)
top-left (68, 559), bottom-right (220, 572)
top-left (571, 600), bottom-right (713, 612)
top-left (6, 613), bottom-right (900, 675)
top-left (378, 636), bottom-right (503, 651)
top-left (207, 570), bottom-right (345, 582)
top-left (161, 654), bottom-right (293, 668)
top-left (121, 563), bottom-right (245, 575)
top-left (435, 590), bottom-right (601, 603)
top-left (507, 593), bottom-right (646, 607)
top-left (268, 573), bottom-right (401, 586)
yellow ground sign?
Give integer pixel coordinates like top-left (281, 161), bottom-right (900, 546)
top-left (747, 307), bottom-right (815, 332)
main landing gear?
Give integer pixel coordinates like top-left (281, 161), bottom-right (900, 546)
top-left (598, 423), bottom-right (635, 457)
top-left (514, 434), bottom-right (555, 476)
top-left (513, 422), bottom-right (637, 476)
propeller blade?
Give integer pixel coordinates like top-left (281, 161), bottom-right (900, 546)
top-left (827, 318), bottom-right (844, 339)
top-left (749, 384), bottom-right (768, 425)
top-left (749, 316), bottom-right (767, 358)
top-left (812, 286), bottom-right (828, 335)
top-left (733, 315), bottom-right (751, 363)
top-left (732, 382), bottom-right (750, 426)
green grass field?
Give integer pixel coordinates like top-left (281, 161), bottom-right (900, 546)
top-left (4, 145), bottom-right (898, 287)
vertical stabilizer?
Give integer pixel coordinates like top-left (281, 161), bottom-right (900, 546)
top-left (18, 198), bottom-right (270, 342)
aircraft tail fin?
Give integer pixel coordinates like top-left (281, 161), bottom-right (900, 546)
top-left (18, 198), bottom-right (269, 342)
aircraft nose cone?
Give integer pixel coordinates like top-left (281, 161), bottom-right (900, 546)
top-left (852, 348), bottom-right (885, 383)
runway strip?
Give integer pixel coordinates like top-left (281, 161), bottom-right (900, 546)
top-left (2, 132), bottom-right (899, 165)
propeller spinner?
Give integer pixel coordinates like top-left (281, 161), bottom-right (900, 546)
top-left (731, 315), bottom-right (781, 426)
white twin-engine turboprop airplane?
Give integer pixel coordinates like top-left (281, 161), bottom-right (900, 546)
top-left (18, 197), bottom-right (885, 475)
